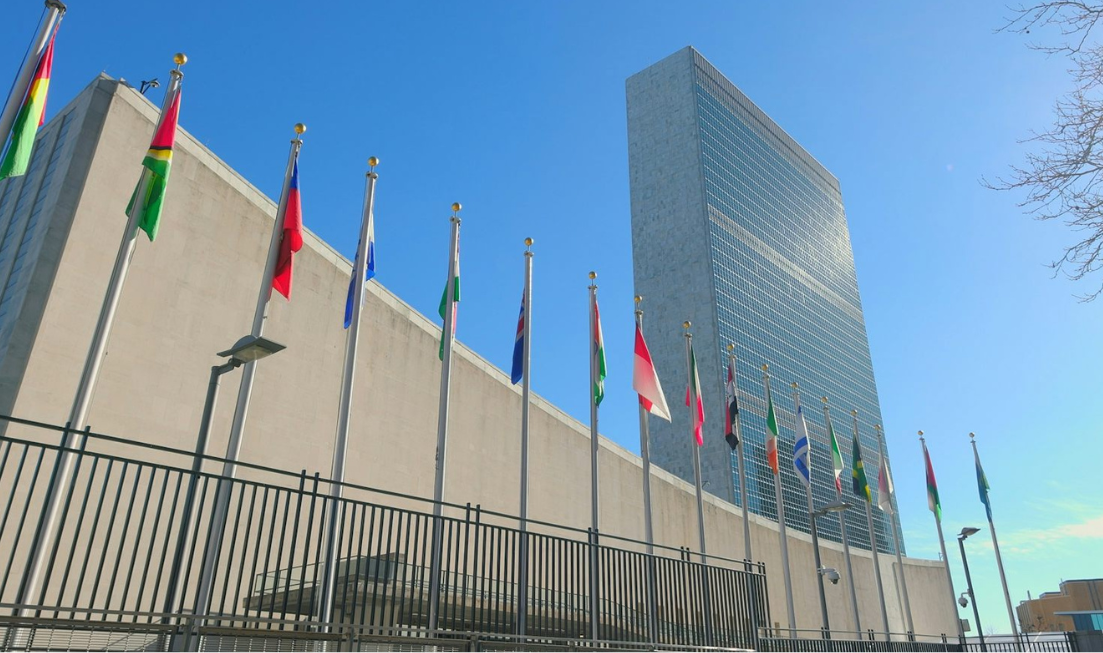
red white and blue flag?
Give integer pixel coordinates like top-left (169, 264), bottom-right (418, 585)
top-left (272, 161), bottom-right (303, 299)
top-left (510, 289), bottom-right (525, 384)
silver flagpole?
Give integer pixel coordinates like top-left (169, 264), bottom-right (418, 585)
top-left (427, 202), bottom-right (462, 634)
top-left (762, 365), bottom-right (796, 638)
top-left (587, 271), bottom-right (600, 642)
top-left (191, 124), bottom-right (304, 626)
top-left (726, 345), bottom-right (751, 564)
top-left (823, 398), bottom-right (860, 636)
top-left (920, 432), bottom-right (965, 642)
top-left (853, 410), bottom-right (891, 640)
top-left (684, 323), bottom-right (707, 561)
top-left (634, 297), bottom-right (659, 645)
top-left (0, 0), bottom-right (65, 161)
top-left (15, 54), bottom-right (185, 616)
top-left (877, 424), bottom-right (915, 637)
top-left (517, 237), bottom-right (533, 638)
top-left (317, 158), bottom-right (379, 629)
top-left (971, 432), bottom-right (1021, 645)
top-left (793, 383), bottom-right (828, 636)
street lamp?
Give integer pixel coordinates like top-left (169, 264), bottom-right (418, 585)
top-left (810, 500), bottom-right (851, 638)
top-left (162, 335), bottom-right (285, 620)
top-left (958, 527), bottom-right (986, 653)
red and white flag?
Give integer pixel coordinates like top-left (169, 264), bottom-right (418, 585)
top-left (632, 324), bottom-right (670, 421)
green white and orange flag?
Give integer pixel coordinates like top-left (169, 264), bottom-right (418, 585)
top-left (684, 342), bottom-right (704, 446)
top-left (829, 422), bottom-right (844, 493)
top-left (764, 388), bottom-right (780, 474)
top-left (438, 236), bottom-right (460, 360)
top-left (127, 86), bottom-right (182, 241)
top-left (0, 29), bottom-right (57, 179)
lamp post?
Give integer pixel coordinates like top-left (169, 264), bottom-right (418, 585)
top-left (958, 526), bottom-right (985, 653)
top-left (810, 500), bottom-right (850, 638)
top-left (168, 336), bottom-right (284, 646)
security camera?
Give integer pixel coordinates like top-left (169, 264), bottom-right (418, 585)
top-left (819, 567), bottom-right (840, 585)
top-left (958, 592), bottom-right (969, 608)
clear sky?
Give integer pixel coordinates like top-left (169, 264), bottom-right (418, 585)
top-left (4, 0), bottom-right (1100, 638)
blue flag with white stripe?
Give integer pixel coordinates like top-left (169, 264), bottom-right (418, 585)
top-left (510, 290), bottom-right (525, 384)
top-left (793, 405), bottom-right (811, 487)
top-left (344, 212), bottom-right (376, 329)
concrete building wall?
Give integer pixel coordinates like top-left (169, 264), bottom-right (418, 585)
top-left (0, 76), bottom-right (958, 638)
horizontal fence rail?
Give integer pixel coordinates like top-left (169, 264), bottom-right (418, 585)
top-left (0, 415), bottom-right (771, 651)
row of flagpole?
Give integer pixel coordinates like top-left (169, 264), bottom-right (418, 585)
top-left (1, 8), bottom-right (1022, 644)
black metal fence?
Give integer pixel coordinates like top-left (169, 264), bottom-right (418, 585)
top-left (0, 415), bottom-right (770, 651)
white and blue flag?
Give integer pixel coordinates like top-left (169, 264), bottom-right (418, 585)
top-left (793, 405), bottom-right (811, 487)
top-left (343, 211), bottom-right (376, 328)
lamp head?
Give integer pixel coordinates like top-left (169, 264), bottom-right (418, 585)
top-left (959, 526), bottom-right (981, 540)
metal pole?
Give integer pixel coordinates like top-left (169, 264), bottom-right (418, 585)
top-left (634, 299), bottom-right (659, 645)
top-left (809, 506), bottom-right (830, 638)
top-left (972, 433), bottom-right (1020, 646)
top-left (727, 347), bottom-right (752, 564)
top-left (922, 433), bottom-right (965, 642)
top-left (318, 159), bottom-right (378, 628)
top-left (762, 366), bottom-right (796, 638)
top-left (876, 425), bottom-right (914, 637)
top-left (824, 399), bottom-right (860, 635)
top-left (517, 238), bottom-right (533, 638)
top-left (427, 203), bottom-right (462, 634)
top-left (163, 360), bottom-right (238, 623)
top-left (684, 325), bottom-right (707, 561)
top-left (959, 534), bottom-right (986, 652)
top-left (0, 1), bottom-right (65, 162)
top-left (192, 127), bottom-right (302, 626)
top-left (587, 272), bottom-right (599, 642)
top-left (16, 59), bottom-right (183, 616)
top-left (853, 411), bottom-right (890, 640)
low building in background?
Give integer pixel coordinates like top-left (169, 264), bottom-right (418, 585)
top-left (1017, 579), bottom-right (1103, 633)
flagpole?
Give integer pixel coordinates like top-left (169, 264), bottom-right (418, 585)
top-left (517, 237), bottom-right (533, 638)
top-left (316, 157), bottom-right (378, 629)
top-left (876, 424), bottom-right (914, 638)
top-left (684, 323), bottom-right (707, 561)
top-left (971, 432), bottom-right (1020, 645)
top-left (823, 398), bottom-right (860, 636)
top-left (726, 345), bottom-right (751, 564)
top-left (427, 202), bottom-right (462, 634)
top-left (0, 0), bottom-right (65, 162)
top-left (191, 124), bottom-right (303, 626)
top-left (587, 271), bottom-right (600, 641)
top-left (792, 383), bottom-right (829, 637)
top-left (921, 432), bottom-right (965, 642)
top-left (14, 54), bottom-right (184, 616)
top-left (853, 410), bottom-right (891, 640)
top-left (762, 365), bottom-right (796, 638)
top-left (634, 297), bottom-right (659, 645)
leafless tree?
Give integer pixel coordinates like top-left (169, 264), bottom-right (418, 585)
top-left (989, 2), bottom-right (1103, 300)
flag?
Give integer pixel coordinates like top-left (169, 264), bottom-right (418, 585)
top-left (724, 360), bottom-right (738, 450)
top-left (272, 161), bottom-right (303, 299)
top-left (632, 323), bottom-right (670, 421)
top-left (851, 433), bottom-right (871, 503)
top-left (438, 239), bottom-right (460, 360)
top-left (975, 446), bottom-right (992, 521)
top-left (343, 211), bottom-right (376, 328)
top-left (591, 296), bottom-right (606, 405)
top-left (793, 405), bottom-right (810, 487)
top-left (829, 422), bottom-right (844, 493)
top-left (765, 389), bottom-right (779, 474)
top-left (877, 452), bottom-right (894, 514)
top-left (684, 342), bottom-right (704, 446)
top-left (126, 86), bottom-right (183, 241)
top-left (0, 29), bottom-right (56, 179)
top-left (923, 442), bottom-right (942, 521)
top-left (510, 290), bottom-right (525, 384)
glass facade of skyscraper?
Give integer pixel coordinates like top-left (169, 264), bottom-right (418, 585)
top-left (628, 47), bottom-right (902, 554)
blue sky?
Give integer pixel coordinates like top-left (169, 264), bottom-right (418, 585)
top-left (5, 0), bottom-right (1100, 637)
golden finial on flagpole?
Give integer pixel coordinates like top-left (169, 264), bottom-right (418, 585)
top-left (822, 396), bottom-right (828, 404)
top-left (294, 123), bottom-right (306, 135)
top-left (851, 409), bottom-right (858, 417)
top-left (791, 381), bottom-right (799, 389)
top-left (524, 237), bottom-right (533, 248)
top-left (726, 343), bottom-right (734, 352)
top-left (173, 52), bottom-right (187, 68)
top-left (451, 202), bottom-right (462, 214)
top-left (918, 430), bottom-right (925, 443)
top-left (761, 363), bottom-right (769, 372)
top-left (634, 295), bottom-right (642, 316)
top-left (969, 432), bottom-right (976, 441)
top-left (683, 320), bottom-right (691, 329)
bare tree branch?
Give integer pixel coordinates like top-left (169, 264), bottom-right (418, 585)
top-left (990, 2), bottom-right (1103, 300)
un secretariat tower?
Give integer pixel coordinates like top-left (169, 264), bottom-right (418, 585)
top-left (627, 47), bottom-right (902, 554)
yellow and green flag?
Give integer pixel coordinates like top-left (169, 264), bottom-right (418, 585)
top-left (851, 432), bottom-right (871, 503)
top-left (0, 30), bottom-right (56, 179)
